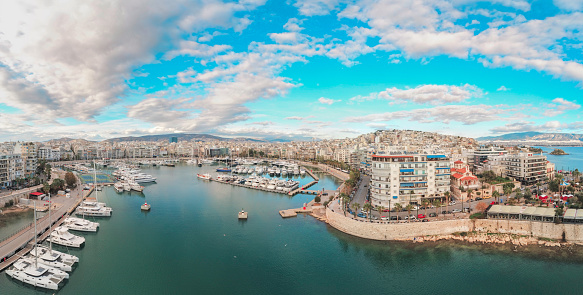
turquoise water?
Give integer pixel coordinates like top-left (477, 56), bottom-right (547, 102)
top-left (536, 146), bottom-right (583, 171)
top-left (1, 164), bottom-right (583, 294)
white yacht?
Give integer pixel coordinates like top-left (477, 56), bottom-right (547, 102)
top-left (63, 217), bottom-right (99, 232)
top-left (114, 182), bottom-right (124, 193)
top-left (300, 169), bottom-right (306, 176)
top-left (197, 173), bottom-right (212, 180)
top-left (48, 227), bottom-right (85, 248)
top-left (6, 258), bottom-right (68, 290)
top-left (26, 245), bottom-right (78, 272)
top-left (129, 180), bottom-right (144, 192)
top-left (131, 173), bottom-right (157, 183)
top-left (123, 182), bottom-right (131, 191)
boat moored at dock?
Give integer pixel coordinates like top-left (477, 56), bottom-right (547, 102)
top-left (48, 227), bottom-right (85, 248)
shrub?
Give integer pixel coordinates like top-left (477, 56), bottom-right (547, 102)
top-left (314, 196), bottom-right (321, 203)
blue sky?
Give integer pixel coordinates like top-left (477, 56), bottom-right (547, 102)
top-left (1, 0), bottom-right (583, 141)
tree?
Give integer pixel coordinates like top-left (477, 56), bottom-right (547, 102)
top-left (314, 196), bottom-right (321, 203)
top-left (45, 164), bottom-right (52, 181)
top-left (481, 170), bottom-right (496, 183)
top-left (523, 188), bottom-right (532, 202)
top-left (574, 169), bottom-right (581, 183)
top-left (445, 191), bottom-right (450, 215)
top-left (65, 172), bottom-right (77, 188)
top-left (50, 179), bottom-right (65, 193)
top-left (502, 183), bottom-right (515, 198)
top-left (341, 194), bottom-right (350, 216)
top-left (493, 190), bottom-right (500, 204)
top-left (422, 199), bottom-right (429, 217)
top-left (405, 204), bottom-right (413, 222)
top-left (432, 199), bottom-right (440, 217)
top-left (351, 202), bottom-right (361, 218)
top-left (549, 179), bottom-right (560, 193)
top-left (363, 202), bottom-right (373, 221)
top-left (394, 203), bottom-right (402, 213)
top-left (376, 205), bottom-right (385, 221)
top-left (42, 183), bottom-right (50, 195)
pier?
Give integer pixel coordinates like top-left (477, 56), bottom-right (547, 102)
top-left (0, 180), bottom-right (91, 272)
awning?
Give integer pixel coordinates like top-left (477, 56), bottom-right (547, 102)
top-left (427, 155), bottom-right (446, 159)
top-left (509, 206), bottom-right (524, 214)
top-left (542, 208), bottom-right (556, 218)
top-left (400, 183), bottom-right (414, 187)
top-left (532, 207), bottom-right (548, 216)
top-left (400, 169), bottom-right (414, 172)
top-left (488, 205), bottom-right (502, 214)
top-left (522, 207), bottom-right (537, 216)
top-left (576, 210), bottom-right (583, 220)
top-left (564, 209), bottom-right (577, 219)
top-left (499, 206), bottom-right (512, 214)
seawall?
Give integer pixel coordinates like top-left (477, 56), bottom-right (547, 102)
top-left (326, 207), bottom-right (583, 243)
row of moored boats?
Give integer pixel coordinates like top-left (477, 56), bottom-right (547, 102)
top-left (198, 174), bottom-right (300, 192)
top-left (112, 167), bottom-right (156, 193)
top-left (7, 196), bottom-right (108, 290)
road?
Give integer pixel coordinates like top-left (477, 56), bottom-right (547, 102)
top-left (0, 181), bottom-right (85, 263)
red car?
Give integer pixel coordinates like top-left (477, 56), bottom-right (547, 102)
top-left (382, 209), bottom-right (391, 212)
top-left (417, 214), bottom-right (426, 219)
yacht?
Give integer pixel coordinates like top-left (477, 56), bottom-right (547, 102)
top-left (6, 258), bottom-right (68, 290)
top-left (131, 174), bottom-right (157, 183)
top-left (27, 245), bottom-right (79, 272)
top-left (114, 182), bottom-right (124, 193)
top-left (75, 202), bottom-right (112, 217)
top-left (48, 227), bottom-right (85, 248)
top-left (63, 217), bottom-right (99, 232)
top-left (197, 173), bottom-right (212, 180)
top-left (123, 182), bottom-right (131, 191)
top-left (300, 169), bottom-right (306, 176)
top-left (129, 180), bottom-right (144, 192)
top-left (216, 167), bottom-right (231, 173)
top-left (282, 169), bottom-right (287, 176)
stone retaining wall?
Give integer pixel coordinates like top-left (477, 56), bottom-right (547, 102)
top-left (326, 208), bottom-right (583, 243)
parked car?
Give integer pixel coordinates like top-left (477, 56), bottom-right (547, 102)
top-left (422, 219), bottom-right (429, 222)
top-left (381, 216), bottom-right (388, 221)
top-left (476, 197), bottom-right (483, 201)
top-left (417, 214), bottom-right (426, 219)
top-left (429, 213), bottom-right (437, 217)
top-left (449, 201), bottom-right (456, 205)
top-left (390, 216), bottom-right (401, 220)
top-left (452, 209), bottom-right (461, 213)
top-left (357, 212), bottom-right (366, 218)
top-left (382, 208), bottom-right (391, 212)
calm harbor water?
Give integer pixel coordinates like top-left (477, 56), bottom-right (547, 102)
top-left (1, 164), bottom-right (583, 294)
top-left (537, 146), bottom-right (583, 172)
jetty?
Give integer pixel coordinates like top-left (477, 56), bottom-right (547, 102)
top-left (0, 180), bottom-right (92, 272)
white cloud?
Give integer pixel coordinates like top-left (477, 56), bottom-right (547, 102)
top-left (490, 120), bottom-right (571, 134)
top-left (284, 18), bottom-right (303, 32)
top-left (497, 86), bottom-right (509, 91)
top-left (345, 104), bottom-right (507, 125)
top-left (543, 98), bottom-right (581, 117)
top-left (554, 0), bottom-right (583, 11)
top-left (163, 41), bottom-right (231, 60)
top-left (285, 116), bottom-right (305, 120)
top-left (293, 0), bottom-right (340, 16)
top-left (0, 0), bottom-right (263, 123)
top-left (318, 97), bottom-right (340, 105)
top-left (351, 84), bottom-right (483, 105)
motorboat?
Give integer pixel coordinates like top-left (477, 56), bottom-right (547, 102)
top-left (141, 202), bottom-right (151, 211)
top-left (300, 169), bottom-right (306, 176)
top-left (129, 180), bottom-right (144, 192)
top-left (75, 203), bottom-right (112, 217)
top-left (48, 227), bottom-right (85, 248)
top-left (197, 173), bottom-right (212, 180)
top-left (114, 182), bottom-right (124, 193)
top-left (26, 245), bottom-right (78, 272)
top-left (216, 167), bottom-right (231, 172)
top-left (63, 217), bottom-right (99, 232)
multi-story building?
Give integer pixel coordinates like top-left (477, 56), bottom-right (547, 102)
top-left (370, 153), bottom-right (451, 208)
top-left (472, 146), bottom-right (507, 168)
top-left (503, 153), bottom-right (547, 184)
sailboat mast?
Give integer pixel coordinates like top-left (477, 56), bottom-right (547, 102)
top-left (48, 193), bottom-right (52, 254)
top-left (33, 200), bottom-right (38, 267)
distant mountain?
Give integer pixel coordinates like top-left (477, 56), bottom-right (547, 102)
top-left (104, 133), bottom-right (268, 143)
top-left (478, 132), bottom-right (583, 142)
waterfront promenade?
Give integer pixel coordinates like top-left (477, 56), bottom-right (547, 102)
top-left (0, 180), bottom-right (88, 271)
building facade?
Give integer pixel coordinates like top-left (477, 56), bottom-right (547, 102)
top-left (370, 153), bottom-right (451, 208)
top-left (504, 153), bottom-right (547, 185)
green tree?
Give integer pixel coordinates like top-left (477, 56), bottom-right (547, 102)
top-left (42, 183), bottom-right (50, 195)
top-left (445, 191), bottom-right (450, 215)
top-left (422, 199), bottom-right (429, 217)
top-left (481, 170), bottom-right (496, 183)
top-left (523, 188), bottom-right (532, 202)
top-left (549, 179), bottom-right (560, 193)
top-left (405, 204), bottom-right (413, 222)
top-left (394, 203), bottom-right (402, 213)
top-left (493, 190), bottom-right (500, 204)
top-left (502, 183), bottom-right (515, 198)
top-left (44, 164), bottom-right (52, 181)
top-left (351, 202), bottom-right (361, 218)
top-left (363, 202), bottom-right (373, 221)
top-left (50, 178), bottom-right (65, 193)
top-left (376, 205), bottom-right (385, 221)
top-left (433, 199), bottom-right (441, 217)
top-left (574, 169), bottom-right (581, 183)
top-left (65, 172), bottom-right (77, 188)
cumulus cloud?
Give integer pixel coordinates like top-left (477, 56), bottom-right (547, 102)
top-left (0, 0), bottom-right (263, 124)
top-left (543, 98), bottom-right (581, 117)
top-left (554, 0), bottom-right (583, 11)
top-left (293, 0), bottom-right (340, 16)
top-left (345, 104), bottom-right (507, 125)
top-left (351, 84), bottom-right (483, 105)
top-left (489, 120), bottom-right (574, 134)
top-left (285, 116), bottom-right (305, 120)
top-left (163, 41), bottom-right (232, 60)
top-left (497, 86), bottom-right (509, 91)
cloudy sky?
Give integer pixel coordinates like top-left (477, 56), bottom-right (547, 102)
top-left (1, 0), bottom-right (583, 141)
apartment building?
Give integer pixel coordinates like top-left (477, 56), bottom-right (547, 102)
top-left (370, 153), bottom-right (451, 209)
top-left (503, 153), bottom-right (547, 185)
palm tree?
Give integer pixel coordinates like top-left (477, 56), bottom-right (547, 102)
top-left (465, 188), bottom-right (473, 213)
top-left (574, 169), bottom-right (581, 183)
top-left (405, 204), bottom-right (413, 222)
top-left (351, 202), bottom-right (360, 218)
top-left (493, 190), bottom-right (500, 204)
top-left (394, 203), bottom-right (402, 213)
top-left (445, 191), bottom-right (450, 216)
top-left (422, 199), bottom-right (429, 217)
top-left (376, 205), bottom-right (385, 221)
top-left (363, 202), bottom-right (373, 221)
top-left (433, 199), bottom-right (441, 217)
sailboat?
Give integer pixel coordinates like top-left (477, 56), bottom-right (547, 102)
top-left (27, 194), bottom-right (79, 271)
top-left (75, 163), bottom-right (113, 217)
top-left (6, 201), bottom-right (68, 290)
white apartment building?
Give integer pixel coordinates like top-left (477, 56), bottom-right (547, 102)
top-left (370, 153), bottom-right (451, 208)
top-left (503, 152), bottom-right (547, 185)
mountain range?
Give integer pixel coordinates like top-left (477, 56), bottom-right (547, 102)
top-left (478, 132), bottom-right (583, 142)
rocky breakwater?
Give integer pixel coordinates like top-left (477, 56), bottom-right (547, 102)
top-left (404, 232), bottom-right (564, 248)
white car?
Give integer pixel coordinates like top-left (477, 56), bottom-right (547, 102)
top-left (449, 201), bottom-right (456, 205)
top-left (381, 216), bottom-right (388, 221)
top-left (452, 209), bottom-right (461, 213)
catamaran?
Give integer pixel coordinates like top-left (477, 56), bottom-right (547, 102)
top-left (6, 202), bottom-right (68, 290)
top-left (47, 227), bottom-right (85, 248)
top-left (63, 217), bottom-right (99, 232)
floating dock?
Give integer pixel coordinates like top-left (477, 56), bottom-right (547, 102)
top-left (238, 211), bottom-right (248, 219)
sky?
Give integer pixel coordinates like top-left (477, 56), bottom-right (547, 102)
top-left (1, 0), bottom-right (583, 141)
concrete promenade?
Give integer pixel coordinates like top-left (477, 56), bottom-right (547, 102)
top-left (0, 182), bottom-right (90, 271)
top-left (297, 161), bottom-right (350, 181)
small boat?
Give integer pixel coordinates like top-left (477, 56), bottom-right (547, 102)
top-left (216, 167), bottom-right (231, 172)
top-left (197, 173), bottom-right (212, 180)
top-left (238, 209), bottom-right (248, 219)
top-left (141, 202), bottom-right (151, 211)
top-left (114, 182), bottom-right (124, 193)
